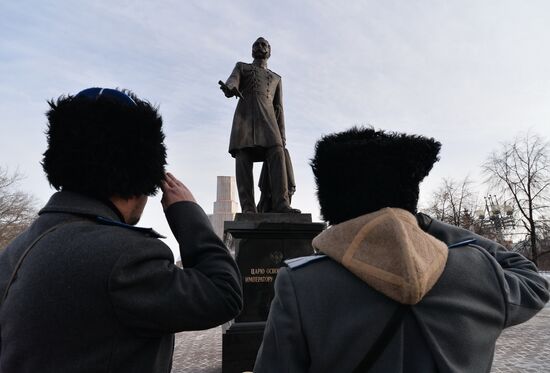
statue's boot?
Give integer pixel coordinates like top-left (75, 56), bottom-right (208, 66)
top-left (267, 146), bottom-right (301, 214)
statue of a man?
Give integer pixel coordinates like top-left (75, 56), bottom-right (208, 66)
top-left (220, 37), bottom-right (300, 214)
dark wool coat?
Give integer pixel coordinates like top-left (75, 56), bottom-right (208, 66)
top-left (225, 62), bottom-right (285, 156)
top-left (0, 191), bottom-right (242, 373)
top-left (254, 216), bottom-right (549, 373)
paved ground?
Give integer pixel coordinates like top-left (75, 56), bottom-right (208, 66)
top-left (172, 305), bottom-right (550, 372)
top-left (173, 327), bottom-right (222, 373)
top-left (491, 306), bottom-right (550, 372)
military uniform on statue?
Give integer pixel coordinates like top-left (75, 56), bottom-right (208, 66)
top-left (220, 37), bottom-right (299, 214)
top-left (219, 37), bottom-right (324, 373)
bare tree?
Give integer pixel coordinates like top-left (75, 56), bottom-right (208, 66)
top-left (425, 176), bottom-right (477, 228)
top-left (483, 131), bottom-right (550, 266)
top-left (424, 176), bottom-right (516, 247)
top-left (0, 167), bottom-right (37, 250)
top-left (533, 218), bottom-right (550, 270)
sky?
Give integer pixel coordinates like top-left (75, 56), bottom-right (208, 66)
top-left (1, 0), bottom-right (550, 258)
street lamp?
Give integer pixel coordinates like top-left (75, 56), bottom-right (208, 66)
top-left (476, 195), bottom-right (516, 242)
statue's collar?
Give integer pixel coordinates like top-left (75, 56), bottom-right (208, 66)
top-left (252, 59), bottom-right (268, 69)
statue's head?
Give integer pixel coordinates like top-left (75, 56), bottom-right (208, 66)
top-left (252, 37), bottom-right (271, 60)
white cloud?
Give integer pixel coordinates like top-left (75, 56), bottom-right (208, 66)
top-left (2, 0), bottom-right (550, 257)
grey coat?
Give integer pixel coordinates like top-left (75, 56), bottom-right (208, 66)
top-left (0, 191), bottom-right (242, 373)
top-left (254, 216), bottom-right (549, 373)
top-left (225, 62), bottom-right (285, 156)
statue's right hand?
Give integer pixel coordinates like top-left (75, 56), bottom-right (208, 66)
top-left (219, 81), bottom-right (235, 98)
top-left (222, 87), bottom-right (235, 98)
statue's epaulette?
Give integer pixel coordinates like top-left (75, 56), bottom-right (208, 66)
top-left (285, 254), bottom-right (328, 270)
top-left (448, 238), bottom-right (476, 248)
top-left (267, 69), bottom-right (281, 78)
top-left (96, 216), bottom-right (165, 238)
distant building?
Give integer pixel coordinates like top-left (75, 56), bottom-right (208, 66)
top-left (208, 176), bottom-right (239, 239)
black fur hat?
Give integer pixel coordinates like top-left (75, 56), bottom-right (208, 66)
top-left (311, 126), bottom-right (441, 225)
top-left (42, 88), bottom-right (167, 199)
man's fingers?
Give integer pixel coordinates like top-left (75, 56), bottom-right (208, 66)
top-left (160, 172), bottom-right (196, 209)
top-left (164, 173), bottom-right (177, 188)
top-left (166, 172), bottom-right (177, 183)
top-left (167, 172), bottom-right (185, 187)
top-left (167, 172), bottom-right (177, 183)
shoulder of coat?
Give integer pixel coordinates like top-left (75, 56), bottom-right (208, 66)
top-left (268, 69), bottom-right (281, 78)
top-left (95, 216), bottom-right (165, 239)
top-left (236, 61), bottom-right (250, 68)
top-left (448, 238), bottom-right (477, 248)
top-left (285, 254), bottom-right (328, 270)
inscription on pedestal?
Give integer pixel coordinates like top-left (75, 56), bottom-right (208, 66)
top-left (235, 236), bottom-right (314, 322)
top-left (222, 214), bottom-right (326, 373)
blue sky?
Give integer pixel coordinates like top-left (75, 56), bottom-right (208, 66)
top-left (2, 1), bottom-right (550, 256)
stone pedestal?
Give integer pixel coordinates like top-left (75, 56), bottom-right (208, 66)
top-left (222, 213), bottom-right (325, 373)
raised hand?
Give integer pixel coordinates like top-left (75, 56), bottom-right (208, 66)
top-left (160, 172), bottom-right (196, 210)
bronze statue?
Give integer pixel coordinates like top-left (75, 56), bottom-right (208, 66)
top-left (220, 37), bottom-right (300, 213)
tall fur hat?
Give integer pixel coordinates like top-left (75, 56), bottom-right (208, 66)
top-left (42, 88), bottom-right (167, 199)
top-left (311, 126), bottom-right (441, 225)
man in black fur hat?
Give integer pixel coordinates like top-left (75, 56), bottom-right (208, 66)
top-left (0, 88), bottom-right (242, 372)
top-left (254, 127), bottom-right (549, 372)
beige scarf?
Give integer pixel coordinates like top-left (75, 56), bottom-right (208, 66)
top-left (313, 208), bottom-right (448, 305)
